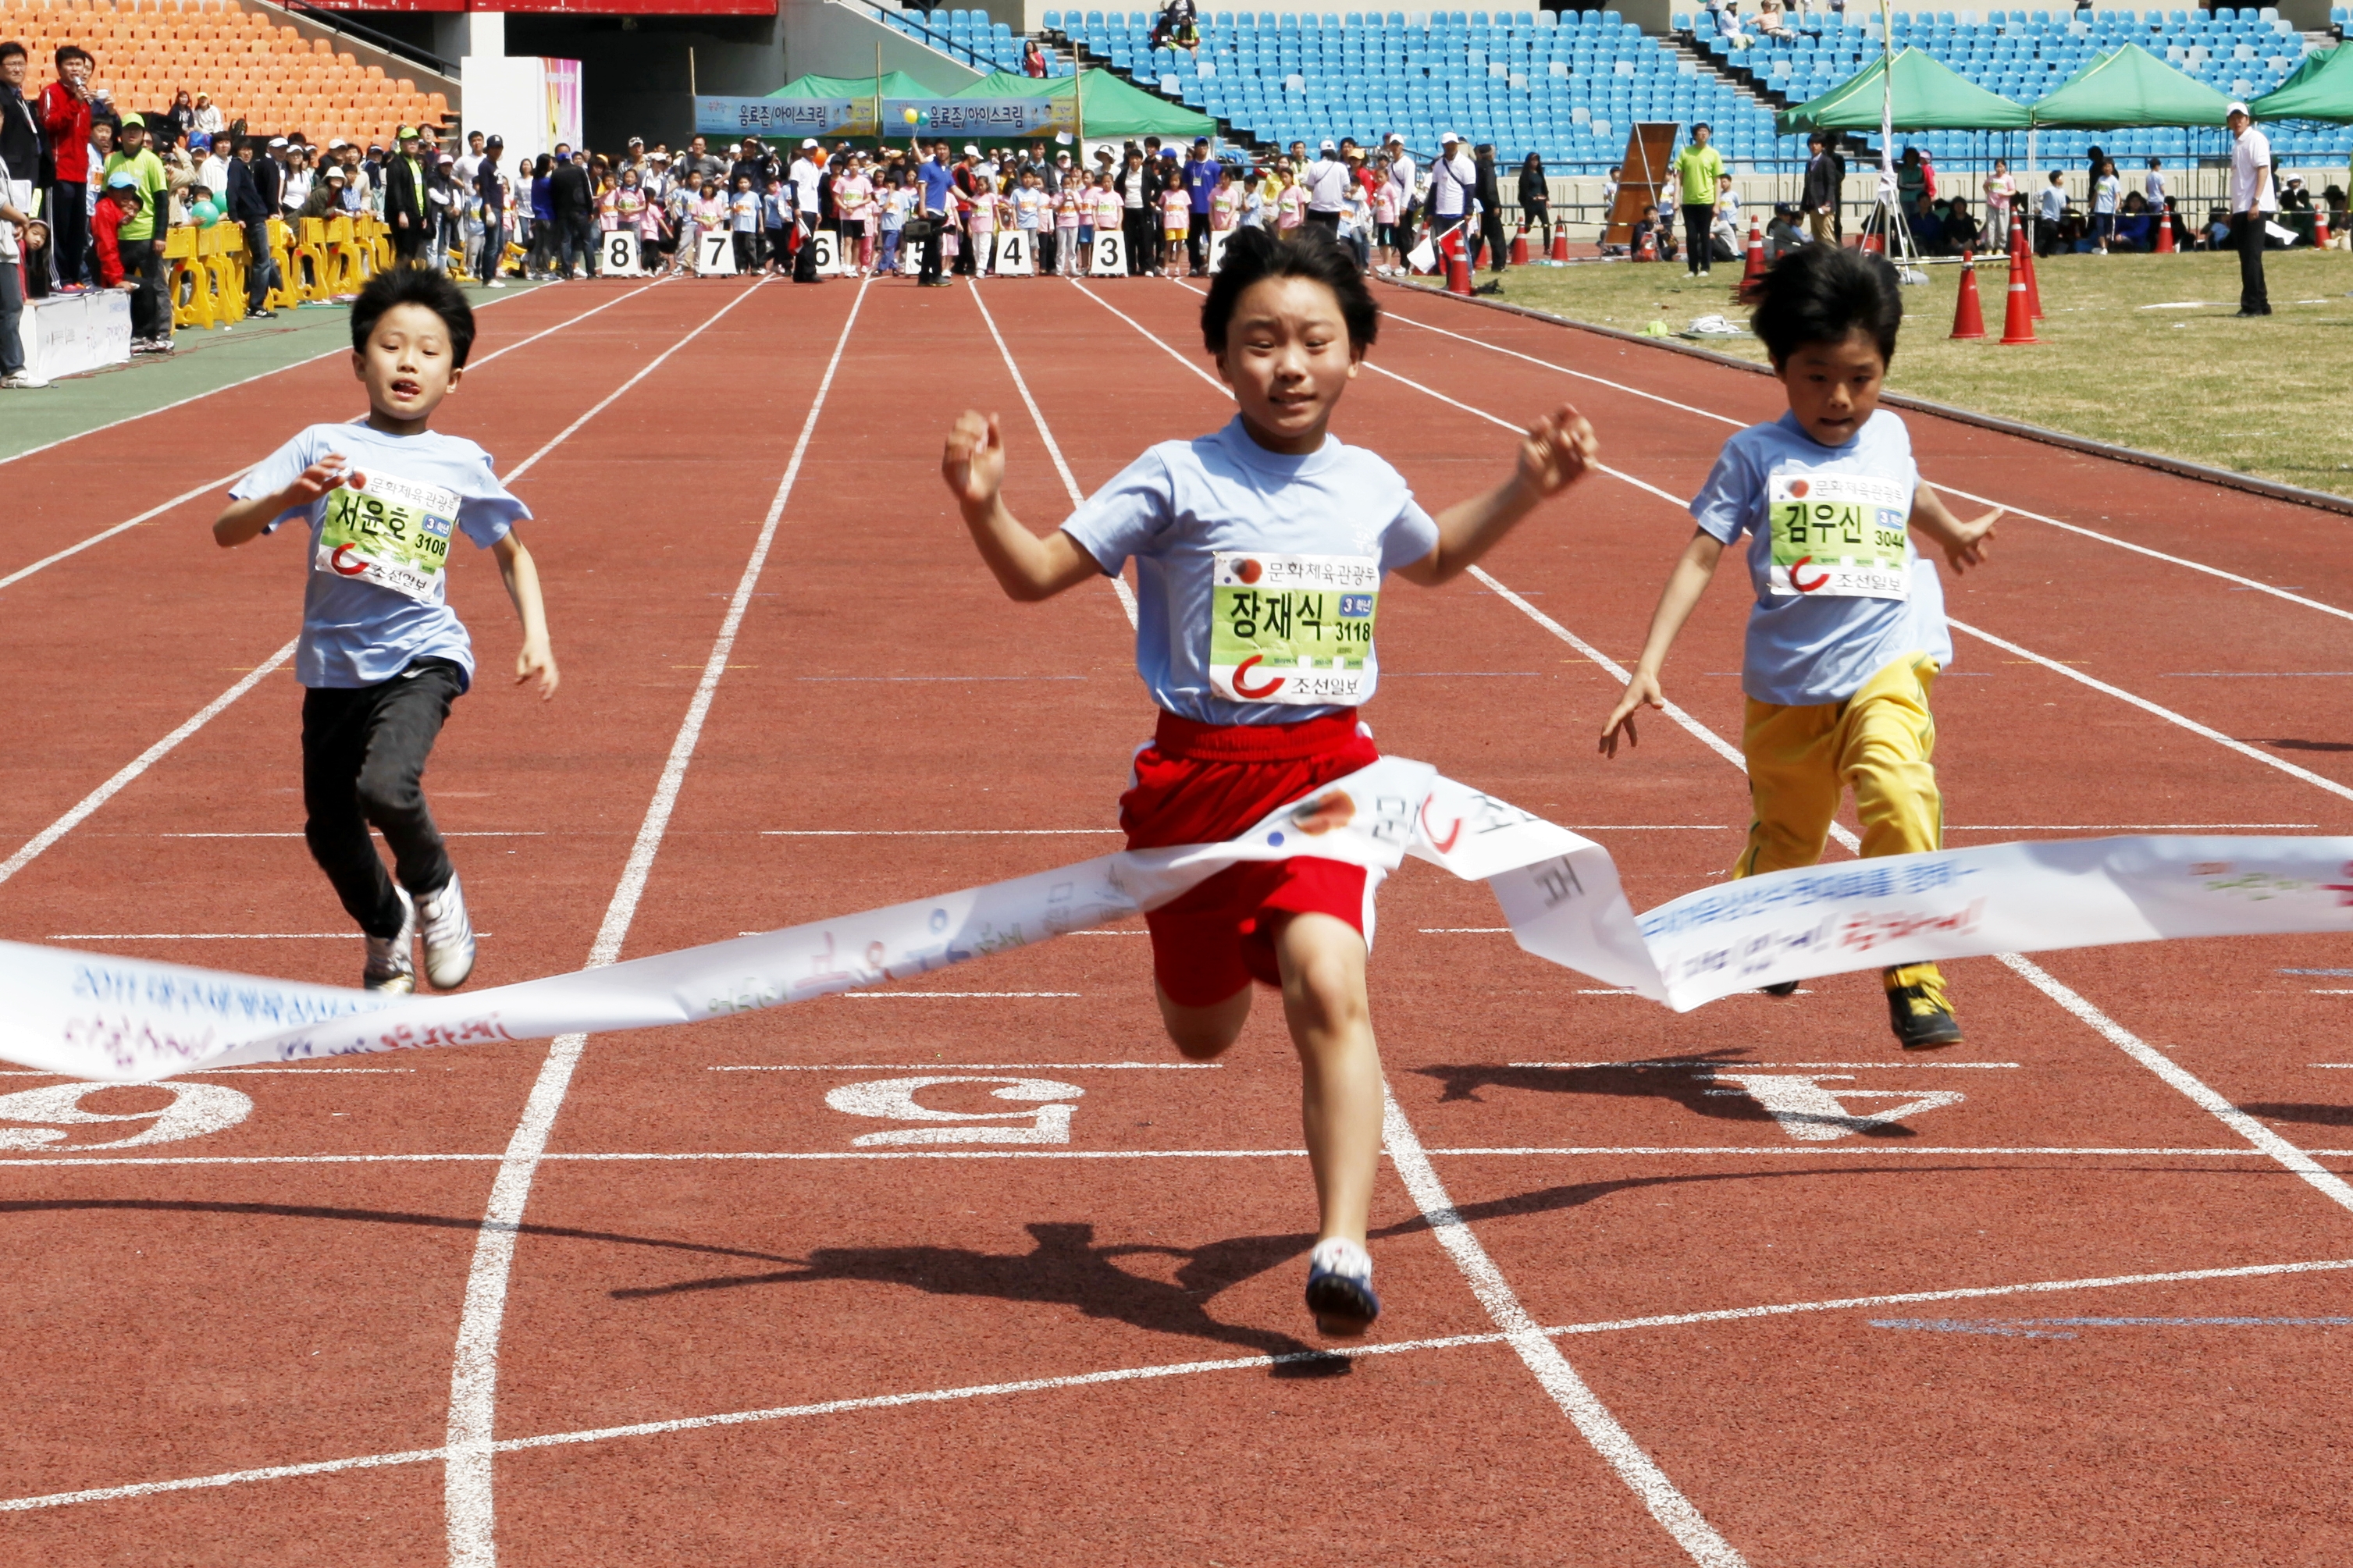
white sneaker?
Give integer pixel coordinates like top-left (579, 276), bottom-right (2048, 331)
top-left (363, 886), bottom-right (418, 994)
top-left (418, 873), bottom-right (477, 990)
top-left (486, 279), bottom-right (506, 289)
top-left (0, 372), bottom-right (48, 389)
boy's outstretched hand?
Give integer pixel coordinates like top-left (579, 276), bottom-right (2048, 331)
top-left (1599, 668), bottom-right (1664, 758)
top-left (1935, 506), bottom-right (2002, 574)
top-left (942, 411), bottom-right (1006, 515)
top-left (1516, 404), bottom-right (1599, 499)
top-left (286, 454), bottom-right (354, 509)
top-left (515, 636), bottom-right (560, 701)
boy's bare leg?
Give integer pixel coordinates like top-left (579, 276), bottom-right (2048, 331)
top-left (1275, 912), bottom-right (1382, 1246)
top-left (1155, 983), bottom-right (1251, 1061)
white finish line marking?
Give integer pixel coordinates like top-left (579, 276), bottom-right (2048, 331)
top-left (48, 933), bottom-right (491, 941)
top-left (761, 829), bottom-right (1120, 837)
top-left (711, 1062), bottom-right (1220, 1071)
top-left (1510, 1060), bottom-right (2023, 1071)
top-left (840, 991), bottom-right (1080, 1000)
top-left (15, 1249), bottom-right (2348, 1517)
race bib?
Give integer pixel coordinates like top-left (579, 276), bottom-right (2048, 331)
top-left (313, 470), bottom-right (461, 602)
top-left (1766, 471), bottom-right (1912, 600)
top-left (1209, 553), bottom-right (1379, 705)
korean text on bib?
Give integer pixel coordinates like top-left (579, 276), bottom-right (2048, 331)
top-left (1209, 552), bottom-right (1379, 704)
top-left (1766, 471), bottom-right (1911, 600)
top-left (313, 471), bottom-right (461, 603)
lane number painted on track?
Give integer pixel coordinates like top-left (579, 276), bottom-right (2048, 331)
top-left (0, 1081), bottom-right (253, 1151)
top-left (824, 1076), bottom-right (1083, 1147)
top-left (1707, 1074), bottom-right (1966, 1142)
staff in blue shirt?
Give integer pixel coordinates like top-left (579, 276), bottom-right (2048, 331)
top-left (916, 140), bottom-right (955, 288)
top-left (1184, 136), bottom-right (1219, 274)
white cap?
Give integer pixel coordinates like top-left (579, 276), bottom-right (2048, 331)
top-left (2226, 100), bottom-right (2250, 117)
top-left (328, 137), bottom-right (347, 149)
top-left (1440, 128), bottom-right (1461, 143)
top-left (802, 137), bottom-right (819, 148)
top-left (268, 136), bottom-right (288, 147)
top-left (1319, 138), bottom-right (1336, 151)
top-left (963, 144), bottom-right (981, 155)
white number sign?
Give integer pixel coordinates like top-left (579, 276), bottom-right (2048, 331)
top-left (0, 1081), bottom-right (252, 1151)
top-left (900, 235), bottom-right (921, 275)
top-left (696, 230), bottom-right (737, 275)
top-left (994, 229), bottom-right (1033, 276)
top-left (1091, 230), bottom-right (1127, 276)
top-left (809, 228), bottom-right (840, 275)
top-left (824, 1076), bottom-right (1083, 1147)
top-left (601, 231), bottom-right (643, 276)
top-left (1205, 229), bottom-right (1230, 275)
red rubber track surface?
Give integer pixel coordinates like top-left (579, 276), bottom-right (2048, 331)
top-left (4, 272), bottom-right (2352, 1566)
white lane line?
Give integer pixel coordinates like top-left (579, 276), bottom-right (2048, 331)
top-left (1950, 618), bottom-right (2353, 805)
top-left (972, 280), bottom-right (1139, 625)
top-left (1949, 823), bottom-right (2319, 830)
top-left (164, 831), bottom-right (543, 838)
top-left (0, 283), bottom-right (664, 590)
top-left (1426, 1146), bottom-right (2303, 1157)
top-left (442, 276), bottom-right (863, 1568)
top-left (1362, 361), bottom-right (1690, 507)
top-left (710, 1061), bottom-right (1221, 1070)
top-left (1381, 1086), bottom-right (1748, 1567)
top-left (1509, 1060), bottom-right (2023, 1070)
top-left (841, 991), bottom-right (1080, 998)
top-left (1997, 953), bottom-right (2353, 1216)
top-left (1379, 302), bottom-right (2353, 626)
top-left (0, 1066), bottom-right (415, 1076)
top-left (18, 1247), bottom-right (2352, 1517)
top-left (46, 933), bottom-right (496, 941)
top-left (761, 828), bottom-right (1120, 837)
top-left (0, 644), bottom-right (298, 889)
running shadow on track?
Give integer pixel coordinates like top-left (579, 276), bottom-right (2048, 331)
top-left (1411, 1057), bottom-right (1908, 1131)
top-left (613, 1221), bottom-right (1350, 1372)
top-left (2234, 1101), bottom-right (2353, 1127)
top-left (0, 1197), bottom-right (803, 1265)
top-left (2257, 738), bottom-right (2353, 753)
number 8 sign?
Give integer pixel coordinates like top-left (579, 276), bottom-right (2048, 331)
top-left (602, 231), bottom-right (642, 276)
top-left (1091, 230), bottom-right (1126, 276)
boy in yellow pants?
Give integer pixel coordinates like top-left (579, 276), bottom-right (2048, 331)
top-left (1601, 244), bottom-right (2000, 1048)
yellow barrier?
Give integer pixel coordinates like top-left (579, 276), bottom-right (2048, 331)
top-left (265, 217), bottom-right (304, 313)
top-left (160, 214), bottom-right (452, 332)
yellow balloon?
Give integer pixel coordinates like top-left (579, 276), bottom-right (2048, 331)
top-left (902, 106), bottom-right (919, 124)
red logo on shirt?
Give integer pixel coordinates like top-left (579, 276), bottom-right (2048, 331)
top-left (1233, 557), bottom-right (1263, 585)
top-left (1230, 655), bottom-right (1283, 699)
top-left (1787, 479), bottom-right (1810, 499)
top-left (329, 544), bottom-right (371, 577)
top-left (1788, 554), bottom-right (1828, 593)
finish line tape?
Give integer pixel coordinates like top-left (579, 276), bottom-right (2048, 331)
top-left (9, 757), bottom-right (2352, 1083)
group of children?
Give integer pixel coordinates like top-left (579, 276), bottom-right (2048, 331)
top-left (219, 219), bottom-right (1994, 1339)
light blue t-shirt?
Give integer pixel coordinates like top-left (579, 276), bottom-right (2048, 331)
top-left (231, 420), bottom-right (528, 690)
top-left (1691, 408), bottom-right (1949, 707)
top-left (1062, 417), bottom-right (1440, 726)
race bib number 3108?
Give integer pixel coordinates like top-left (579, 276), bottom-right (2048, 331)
top-left (1209, 553), bottom-right (1379, 705)
top-left (314, 471), bottom-right (461, 602)
top-left (1766, 471), bottom-right (1912, 600)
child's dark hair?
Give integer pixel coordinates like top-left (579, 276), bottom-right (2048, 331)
top-left (1748, 243), bottom-right (1903, 368)
top-left (350, 263), bottom-right (478, 368)
top-left (1199, 226), bottom-right (1378, 354)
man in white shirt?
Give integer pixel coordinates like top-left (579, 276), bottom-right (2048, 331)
top-left (788, 137), bottom-right (825, 283)
top-left (1384, 132), bottom-right (1415, 232)
top-left (1428, 130), bottom-right (1475, 241)
top-left (1303, 138), bottom-right (1348, 230)
top-left (2226, 101), bottom-right (2273, 317)
top-left (454, 131), bottom-right (485, 191)
top-left (198, 135), bottom-right (233, 206)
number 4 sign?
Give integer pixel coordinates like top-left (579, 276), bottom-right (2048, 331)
top-left (994, 229), bottom-right (1034, 276)
top-left (1091, 230), bottom-right (1126, 277)
top-left (696, 231), bottom-right (737, 276)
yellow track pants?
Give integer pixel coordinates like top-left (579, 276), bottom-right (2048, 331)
top-left (1732, 652), bottom-right (1945, 992)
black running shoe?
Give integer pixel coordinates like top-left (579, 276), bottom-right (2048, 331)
top-left (1305, 1239), bottom-right (1379, 1337)
top-left (1760, 980), bottom-right (1800, 997)
top-left (1886, 971), bottom-right (1964, 1050)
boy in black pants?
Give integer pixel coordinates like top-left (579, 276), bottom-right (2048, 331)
top-left (212, 265), bottom-right (559, 992)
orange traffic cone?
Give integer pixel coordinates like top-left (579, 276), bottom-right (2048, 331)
top-left (1636, 224), bottom-right (1657, 263)
top-left (1997, 258), bottom-right (2038, 346)
top-left (2317, 204), bottom-right (2333, 249)
top-left (1861, 225), bottom-right (1885, 255)
top-left (1550, 226), bottom-right (1570, 262)
top-left (1734, 213), bottom-right (1767, 302)
top-left (1444, 226), bottom-right (1474, 295)
top-left (2155, 201), bottom-right (2176, 253)
top-left (2011, 219), bottom-right (2044, 321)
top-left (1510, 224), bottom-right (1529, 266)
top-left (1949, 249), bottom-right (1986, 340)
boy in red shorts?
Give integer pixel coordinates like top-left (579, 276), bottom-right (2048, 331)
top-left (941, 226), bottom-right (1594, 1336)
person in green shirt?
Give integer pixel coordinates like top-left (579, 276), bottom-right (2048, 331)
top-left (102, 112), bottom-right (173, 353)
top-left (1671, 122), bottom-right (1725, 279)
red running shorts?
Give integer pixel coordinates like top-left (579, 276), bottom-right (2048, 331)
top-left (1119, 709), bottom-right (1383, 1008)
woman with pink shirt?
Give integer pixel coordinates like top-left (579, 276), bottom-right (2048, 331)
top-left (834, 156), bottom-right (874, 275)
top-left (966, 174), bottom-right (998, 276)
top-left (1276, 172), bottom-right (1306, 233)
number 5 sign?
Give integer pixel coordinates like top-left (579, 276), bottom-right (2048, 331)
top-left (824, 1076), bottom-right (1083, 1147)
top-left (696, 231), bottom-right (737, 276)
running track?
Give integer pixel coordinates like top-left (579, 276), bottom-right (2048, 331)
top-left (3, 270), bottom-right (2351, 1566)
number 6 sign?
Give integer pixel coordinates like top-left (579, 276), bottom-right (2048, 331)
top-left (809, 228), bottom-right (839, 275)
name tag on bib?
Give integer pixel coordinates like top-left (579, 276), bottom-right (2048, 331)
top-left (1766, 472), bottom-right (1911, 600)
top-left (1209, 553), bottom-right (1379, 705)
top-left (314, 471), bottom-right (461, 602)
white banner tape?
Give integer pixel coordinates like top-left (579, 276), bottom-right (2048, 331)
top-left (9, 758), bottom-right (2352, 1083)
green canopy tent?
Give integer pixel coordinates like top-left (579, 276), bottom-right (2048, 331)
top-left (1774, 47), bottom-right (2031, 135)
top-left (2252, 44), bottom-right (2353, 121)
top-left (769, 70), bottom-right (948, 101)
top-left (952, 68), bottom-right (1216, 143)
top-left (2027, 42), bottom-right (2230, 127)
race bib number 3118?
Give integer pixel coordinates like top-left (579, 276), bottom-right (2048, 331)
top-left (1209, 553), bottom-right (1379, 705)
top-left (1767, 471), bottom-right (1912, 600)
top-left (314, 471), bottom-right (461, 602)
